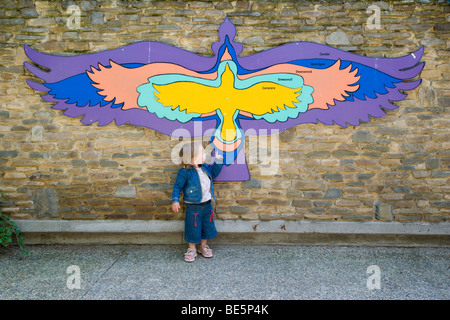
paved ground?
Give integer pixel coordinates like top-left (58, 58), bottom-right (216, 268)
top-left (0, 244), bottom-right (448, 300)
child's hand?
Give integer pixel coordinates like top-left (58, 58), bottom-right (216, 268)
top-left (214, 152), bottom-right (223, 164)
top-left (172, 202), bottom-right (180, 213)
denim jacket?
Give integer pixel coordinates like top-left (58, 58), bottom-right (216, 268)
top-left (172, 162), bottom-right (223, 204)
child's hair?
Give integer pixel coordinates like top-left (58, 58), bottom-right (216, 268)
top-left (181, 141), bottom-right (205, 167)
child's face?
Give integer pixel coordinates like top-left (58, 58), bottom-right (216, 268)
top-left (191, 146), bottom-right (206, 165)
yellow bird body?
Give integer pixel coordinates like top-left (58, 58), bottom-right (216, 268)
top-left (152, 61), bottom-right (307, 143)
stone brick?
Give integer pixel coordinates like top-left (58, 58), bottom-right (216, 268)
top-left (115, 186), bottom-right (137, 198)
top-left (230, 205), bottom-right (249, 213)
top-left (237, 199), bottom-right (259, 206)
top-left (100, 160), bottom-right (118, 168)
top-left (29, 152), bottom-right (49, 159)
top-left (32, 188), bottom-right (59, 218)
top-left (437, 97), bottom-right (450, 107)
top-left (430, 201), bottom-right (450, 208)
top-left (333, 150), bottom-right (358, 157)
top-left (261, 198), bottom-right (289, 205)
top-left (323, 173), bottom-right (343, 181)
top-left (43, 132), bottom-right (72, 140)
top-left (358, 173), bottom-right (375, 180)
top-left (91, 11), bottom-right (104, 25)
top-left (425, 159), bottom-right (439, 170)
top-left (393, 186), bottom-right (411, 193)
top-left (431, 171), bottom-right (450, 178)
top-left (374, 127), bottom-right (409, 135)
top-left (314, 200), bottom-right (332, 207)
top-left (71, 159), bottom-right (86, 167)
top-left (241, 178), bottom-right (261, 189)
top-left (341, 212), bottom-right (373, 221)
top-left (351, 129), bottom-right (376, 143)
top-left (3, 172), bottom-right (26, 179)
top-left (303, 191), bottom-right (323, 199)
top-left (139, 183), bottom-right (172, 191)
top-left (434, 23), bottom-right (450, 31)
top-left (243, 36), bottom-right (264, 45)
top-left (294, 180), bottom-right (327, 191)
top-left (305, 151), bottom-right (330, 158)
top-left (326, 30), bottom-right (350, 45)
top-left (0, 150), bottom-right (18, 158)
top-left (0, 110), bottom-right (10, 117)
top-left (323, 188), bottom-right (342, 199)
top-left (292, 199), bottom-right (312, 207)
top-left (375, 202), bottom-right (393, 221)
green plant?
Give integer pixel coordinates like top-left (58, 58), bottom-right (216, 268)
top-left (0, 192), bottom-right (28, 255)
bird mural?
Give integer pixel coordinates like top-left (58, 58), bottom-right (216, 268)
top-left (24, 17), bottom-right (424, 181)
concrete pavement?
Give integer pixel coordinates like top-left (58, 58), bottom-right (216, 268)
top-left (0, 244), bottom-right (448, 300)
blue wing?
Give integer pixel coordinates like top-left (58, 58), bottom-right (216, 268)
top-left (42, 63), bottom-right (144, 109)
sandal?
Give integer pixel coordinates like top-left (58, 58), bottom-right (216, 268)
top-left (184, 248), bottom-right (197, 262)
top-left (198, 244), bottom-right (213, 258)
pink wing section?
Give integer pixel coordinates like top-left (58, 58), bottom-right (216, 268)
top-left (87, 60), bottom-right (218, 110)
top-left (238, 60), bottom-right (360, 111)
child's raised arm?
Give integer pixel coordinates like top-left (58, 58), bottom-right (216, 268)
top-left (211, 153), bottom-right (223, 178)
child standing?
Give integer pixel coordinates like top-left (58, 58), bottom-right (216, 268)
top-left (172, 142), bottom-right (223, 262)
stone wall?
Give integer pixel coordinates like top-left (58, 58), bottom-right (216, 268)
top-left (1, 0), bottom-right (449, 225)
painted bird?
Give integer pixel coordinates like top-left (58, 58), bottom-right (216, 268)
top-left (24, 17), bottom-right (424, 181)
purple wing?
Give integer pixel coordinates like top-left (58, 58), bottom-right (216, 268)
top-left (238, 44), bottom-right (424, 133)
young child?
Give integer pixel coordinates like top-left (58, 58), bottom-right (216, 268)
top-left (172, 141), bottom-right (223, 262)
